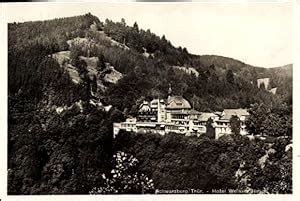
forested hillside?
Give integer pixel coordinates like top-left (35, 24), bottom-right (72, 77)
top-left (8, 13), bottom-right (292, 194)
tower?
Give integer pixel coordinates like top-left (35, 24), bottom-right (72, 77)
top-left (168, 83), bottom-right (172, 98)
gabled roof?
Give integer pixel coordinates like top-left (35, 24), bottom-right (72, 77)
top-left (188, 109), bottom-right (202, 115)
top-left (219, 109), bottom-right (249, 120)
top-left (138, 101), bottom-right (151, 112)
top-left (198, 112), bottom-right (219, 122)
top-left (166, 96), bottom-right (191, 109)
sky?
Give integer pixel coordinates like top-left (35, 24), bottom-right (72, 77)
top-left (2, 2), bottom-right (296, 67)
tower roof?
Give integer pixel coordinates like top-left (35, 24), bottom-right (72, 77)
top-left (168, 83), bottom-right (172, 96)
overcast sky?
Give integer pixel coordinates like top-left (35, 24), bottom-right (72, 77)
top-left (3, 2), bottom-right (295, 67)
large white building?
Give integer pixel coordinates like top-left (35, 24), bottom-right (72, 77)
top-left (113, 90), bottom-right (249, 139)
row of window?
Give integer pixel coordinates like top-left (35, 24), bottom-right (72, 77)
top-left (121, 123), bottom-right (136, 128)
top-left (171, 114), bottom-right (188, 119)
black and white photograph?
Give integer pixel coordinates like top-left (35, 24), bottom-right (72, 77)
top-left (1, 1), bottom-right (298, 199)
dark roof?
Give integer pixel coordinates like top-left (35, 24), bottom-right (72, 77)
top-left (198, 113), bottom-right (218, 121)
top-left (166, 96), bottom-right (191, 109)
top-left (219, 109), bottom-right (249, 120)
top-left (188, 109), bottom-right (202, 115)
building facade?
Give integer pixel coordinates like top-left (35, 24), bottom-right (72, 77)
top-left (214, 109), bottom-right (249, 139)
top-left (113, 93), bottom-right (249, 139)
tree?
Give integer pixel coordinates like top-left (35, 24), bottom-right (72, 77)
top-left (97, 54), bottom-right (106, 71)
top-left (70, 45), bottom-right (82, 66)
top-left (133, 22), bottom-right (139, 32)
top-left (226, 69), bottom-right (234, 84)
top-left (246, 103), bottom-right (269, 136)
top-left (229, 115), bottom-right (241, 135)
top-left (121, 18), bottom-right (126, 26)
top-left (182, 47), bottom-right (188, 54)
top-left (89, 151), bottom-right (155, 194)
top-left (235, 137), bottom-right (292, 194)
top-left (246, 103), bottom-right (291, 137)
top-left (205, 117), bottom-right (215, 139)
top-left (75, 59), bottom-right (88, 76)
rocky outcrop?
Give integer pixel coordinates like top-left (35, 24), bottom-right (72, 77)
top-left (173, 66), bottom-right (199, 77)
top-left (269, 87), bottom-right (277, 95)
top-left (257, 78), bottom-right (278, 95)
top-left (257, 78), bottom-right (270, 90)
top-left (52, 50), bottom-right (123, 91)
top-left (103, 65), bottom-right (123, 84)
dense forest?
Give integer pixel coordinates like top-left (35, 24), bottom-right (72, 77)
top-left (8, 13), bottom-right (292, 194)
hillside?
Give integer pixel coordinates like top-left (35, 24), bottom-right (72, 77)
top-left (7, 13), bottom-right (292, 194)
top-left (8, 13), bottom-right (292, 112)
top-left (267, 64), bottom-right (292, 79)
top-left (197, 55), bottom-right (292, 78)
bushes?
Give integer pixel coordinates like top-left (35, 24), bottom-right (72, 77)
top-left (8, 13), bottom-right (99, 52)
top-left (246, 103), bottom-right (292, 137)
top-left (8, 98), bottom-right (117, 194)
top-left (114, 132), bottom-right (232, 190)
top-left (90, 151), bottom-right (155, 194)
top-left (113, 131), bottom-right (292, 193)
